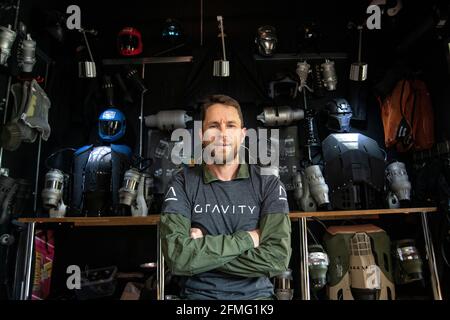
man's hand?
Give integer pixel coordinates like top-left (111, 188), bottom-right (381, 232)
top-left (190, 228), bottom-right (204, 239)
top-left (247, 229), bottom-right (261, 248)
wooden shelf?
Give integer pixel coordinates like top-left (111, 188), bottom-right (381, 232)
top-left (289, 207), bottom-right (438, 219)
top-left (17, 207), bottom-right (437, 227)
top-left (18, 216), bottom-right (161, 226)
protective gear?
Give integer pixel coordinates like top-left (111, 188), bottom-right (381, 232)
top-left (1, 80), bottom-right (51, 151)
top-left (41, 169), bottom-right (67, 218)
top-left (385, 161), bottom-right (411, 207)
top-left (379, 79), bottom-right (434, 152)
top-left (17, 34), bottom-right (36, 73)
top-left (268, 74), bottom-right (299, 101)
top-left (119, 168), bottom-right (153, 217)
top-left (0, 24), bottom-right (16, 66)
top-left (255, 25), bottom-right (277, 57)
top-left (122, 65), bottom-right (148, 94)
top-left (321, 59), bottom-right (337, 91)
top-left (325, 224), bottom-right (395, 300)
top-left (118, 27), bottom-right (143, 56)
top-left (98, 108), bottom-right (126, 143)
top-left (162, 18), bottom-right (183, 43)
top-left (322, 133), bottom-right (385, 210)
top-left (304, 165), bottom-right (330, 209)
top-left (0, 176), bottom-right (17, 225)
top-left (325, 98), bottom-right (353, 133)
top-left (308, 244), bottom-right (329, 291)
top-left (273, 269), bottom-right (293, 300)
top-left (71, 144), bottom-right (131, 216)
top-left (393, 239), bottom-right (423, 285)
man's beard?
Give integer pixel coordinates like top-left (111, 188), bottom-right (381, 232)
top-left (203, 142), bottom-right (239, 165)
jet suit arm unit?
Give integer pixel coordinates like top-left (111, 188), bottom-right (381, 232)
top-left (216, 176), bottom-right (292, 278)
top-left (160, 171), bottom-right (255, 276)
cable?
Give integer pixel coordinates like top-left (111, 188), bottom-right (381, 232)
top-left (307, 227), bottom-right (319, 245)
top-left (440, 242), bottom-right (450, 268)
top-left (311, 216), bottom-right (327, 232)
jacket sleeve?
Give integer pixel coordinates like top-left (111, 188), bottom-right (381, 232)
top-left (216, 212), bottom-right (292, 278)
top-left (160, 170), bottom-right (255, 276)
top-left (160, 213), bottom-right (254, 276)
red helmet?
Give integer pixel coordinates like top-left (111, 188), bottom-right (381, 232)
top-left (117, 27), bottom-right (143, 56)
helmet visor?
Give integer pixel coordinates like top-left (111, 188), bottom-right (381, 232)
top-left (118, 34), bottom-right (140, 52)
top-left (100, 120), bottom-right (122, 137)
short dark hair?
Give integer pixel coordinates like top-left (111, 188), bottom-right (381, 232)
top-left (200, 94), bottom-right (244, 127)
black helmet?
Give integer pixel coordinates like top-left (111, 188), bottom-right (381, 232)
top-left (325, 98), bottom-right (352, 133)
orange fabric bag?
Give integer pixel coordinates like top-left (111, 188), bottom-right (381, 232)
top-left (379, 79), bottom-right (434, 152)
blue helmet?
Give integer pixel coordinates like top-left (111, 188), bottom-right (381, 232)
top-left (98, 108), bottom-right (126, 142)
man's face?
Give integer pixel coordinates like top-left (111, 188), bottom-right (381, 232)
top-left (201, 103), bottom-right (246, 164)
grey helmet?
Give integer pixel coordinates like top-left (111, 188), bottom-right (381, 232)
top-left (256, 25), bottom-right (277, 57)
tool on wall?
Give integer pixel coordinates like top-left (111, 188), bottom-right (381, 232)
top-left (349, 26), bottom-right (368, 82)
top-left (213, 16), bottom-right (230, 77)
top-left (348, 25), bottom-right (369, 122)
top-left (78, 28), bottom-right (97, 78)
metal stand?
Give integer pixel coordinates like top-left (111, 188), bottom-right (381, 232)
top-left (298, 218), bottom-right (310, 300)
top-left (421, 212), bottom-right (443, 300)
top-left (13, 222), bottom-right (36, 300)
top-left (32, 136), bottom-right (42, 213)
top-left (156, 223), bottom-right (165, 300)
top-left (139, 65), bottom-right (145, 158)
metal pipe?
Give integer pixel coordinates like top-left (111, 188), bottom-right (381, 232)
top-left (22, 222), bottom-right (35, 300)
top-left (421, 212), bottom-right (443, 300)
top-left (357, 26), bottom-right (363, 62)
top-left (157, 223), bottom-right (165, 300)
top-left (218, 17), bottom-right (227, 60)
top-left (200, 0), bottom-right (203, 46)
top-left (32, 137), bottom-right (42, 213)
top-left (81, 30), bottom-right (95, 63)
top-left (299, 218), bottom-right (310, 300)
top-left (139, 64), bottom-right (145, 159)
top-left (13, 0), bottom-right (21, 31)
top-left (0, 76), bottom-right (13, 169)
top-left (102, 56), bottom-right (193, 66)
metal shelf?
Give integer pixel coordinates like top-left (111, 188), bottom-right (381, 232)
top-left (253, 52), bottom-right (348, 61)
top-left (102, 56), bottom-right (193, 66)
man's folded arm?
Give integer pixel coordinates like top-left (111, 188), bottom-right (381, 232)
top-left (216, 213), bottom-right (292, 278)
top-left (160, 212), bottom-right (255, 276)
